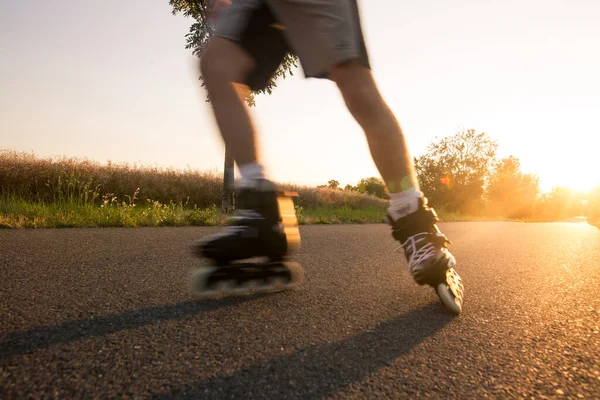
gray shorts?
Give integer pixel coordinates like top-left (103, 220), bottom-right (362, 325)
top-left (214, 0), bottom-right (370, 90)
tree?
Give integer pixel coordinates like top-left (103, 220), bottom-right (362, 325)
top-left (356, 177), bottom-right (388, 199)
top-left (415, 129), bottom-right (498, 213)
top-left (536, 187), bottom-right (584, 220)
top-left (170, 0), bottom-right (298, 210)
top-left (486, 156), bottom-right (540, 218)
top-left (414, 155), bottom-right (452, 210)
top-left (327, 180), bottom-right (340, 189)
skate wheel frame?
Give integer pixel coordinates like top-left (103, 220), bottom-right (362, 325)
top-left (190, 261), bottom-right (304, 299)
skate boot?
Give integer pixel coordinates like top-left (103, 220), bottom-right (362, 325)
top-left (191, 179), bottom-right (303, 298)
top-left (387, 198), bottom-right (464, 314)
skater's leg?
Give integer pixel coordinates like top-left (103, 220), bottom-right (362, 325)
top-left (260, 0), bottom-right (422, 213)
top-left (200, 37), bottom-right (260, 168)
top-left (330, 60), bottom-right (463, 313)
top-left (329, 61), bottom-right (419, 197)
top-left (192, 28), bottom-right (303, 297)
top-left (199, 36), bottom-right (288, 260)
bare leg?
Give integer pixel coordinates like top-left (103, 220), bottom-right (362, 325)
top-left (329, 61), bottom-right (463, 313)
top-left (194, 40), bottom-right (303, 298)
top-left (329, 60), bottom-right (419, 194)
top-left (201, 37), bottom-right (258, 166)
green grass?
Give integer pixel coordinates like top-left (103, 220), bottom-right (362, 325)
top-left (297, 205), bottom-right (386, 225)
top-left (0, 195), bottom-right (224, 228)
top-left (0, 197), bottom-right (389, 228)
top-left (0, 196), bottom-right (521, 229)
top-left (0, 148), bottom-right (484, 227)
top-left (0, 150), bottom-right (394, 228)
top-left (0, 150), bottom-right (395, 228)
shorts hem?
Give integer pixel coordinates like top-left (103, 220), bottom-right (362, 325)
top-left (305, 51), bottom-right (371, 79)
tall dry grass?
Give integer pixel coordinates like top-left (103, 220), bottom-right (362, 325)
top-left (0, 150), bottom-right (222, 207)
top-left (0, 149), bottom-right (388, 210)
top-left (282, 184), bottom-right (387, 209)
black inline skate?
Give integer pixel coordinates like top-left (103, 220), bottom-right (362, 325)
top-left (190, 179), bottom-right (303, 298)
top-left (387, 197), bottom-right (464, 314)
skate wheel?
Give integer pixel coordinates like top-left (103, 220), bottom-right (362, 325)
top-left (252, 276), bottom-right (282, 292)
top-left (285, 262), bottom-right (304, 287)
top-left (241, 279), bottom-right (260, 291)
top-left (230, 284), bottom-right (250, 295)
top-left (436, 283), bottom-right (461, 314)
top-left (190, 267), bottom-right (220, 298)
top-left (214, 279), bottom-right (236, 292)
top-left (267, 276), bottom-right (289, 289)
top-left (435, 268), bottom-right (464, 315)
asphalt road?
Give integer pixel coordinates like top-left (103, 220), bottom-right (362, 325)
top-left (1, 222), bottom-right (600, 399)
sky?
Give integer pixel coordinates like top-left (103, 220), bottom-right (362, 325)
top-left (1, 0), bottom-right (599, 192)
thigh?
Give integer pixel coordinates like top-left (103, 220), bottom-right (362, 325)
top-left (202, 36), bottom-right (256, 84)
top-left (214, 1), bottom-right (292, 91)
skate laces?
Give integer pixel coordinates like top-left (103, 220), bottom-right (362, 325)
top-left (400, 232), bottom-right (450, 276)
top-left (401, 233), bottom-right (437, 275)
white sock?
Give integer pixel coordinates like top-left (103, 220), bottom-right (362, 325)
top-left (388, 187), bottom-right (422, 220)
top-left (238, 162), bottom-right (266, 189)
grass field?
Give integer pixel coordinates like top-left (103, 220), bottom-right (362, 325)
top-left (0, 150), bottom-right (391, 228)
top-left (0, 198), bottom-right (390, 228)
top-left (4, 149), bottom-right (588, 228)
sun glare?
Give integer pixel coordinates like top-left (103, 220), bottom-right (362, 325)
top-left (535, 149), bottom-right (600, 194)
top-left (563, 171), bottom-right (600, 193)
top-left (554, 177), bottom-right (599, 194)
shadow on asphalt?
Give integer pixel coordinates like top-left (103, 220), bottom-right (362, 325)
top-left (0, 294), bottom-right (272, 359)
top-left (151, 303), bottom-right (455, 400)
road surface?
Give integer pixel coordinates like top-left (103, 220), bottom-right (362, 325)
top-left (1, 222), bottom-right (599, 399)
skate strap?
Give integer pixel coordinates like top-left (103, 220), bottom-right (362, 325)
top-left (389, 207), bottom-right (440, 243)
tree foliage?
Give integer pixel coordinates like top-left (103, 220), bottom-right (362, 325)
top-left (327, 180), bottom-right (340, 189)
top-left (415, 129), bottom-right (498, 212)
top-left (334, 129), bottom-right (592, 223)
top-left (169, 0), bottom-right (298, 106)
top-left (356, 177), bottom-right (388, 199)
top-left (486, 156), bottom-right (540, 218)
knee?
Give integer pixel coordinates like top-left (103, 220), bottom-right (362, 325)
top-left (200, 39), bottom-right (254, 87)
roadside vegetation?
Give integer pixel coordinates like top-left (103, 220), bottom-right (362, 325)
top-left (0, 149), bottom-right (388, 228)
top-left (1, 129), bottom-right (598, 229)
